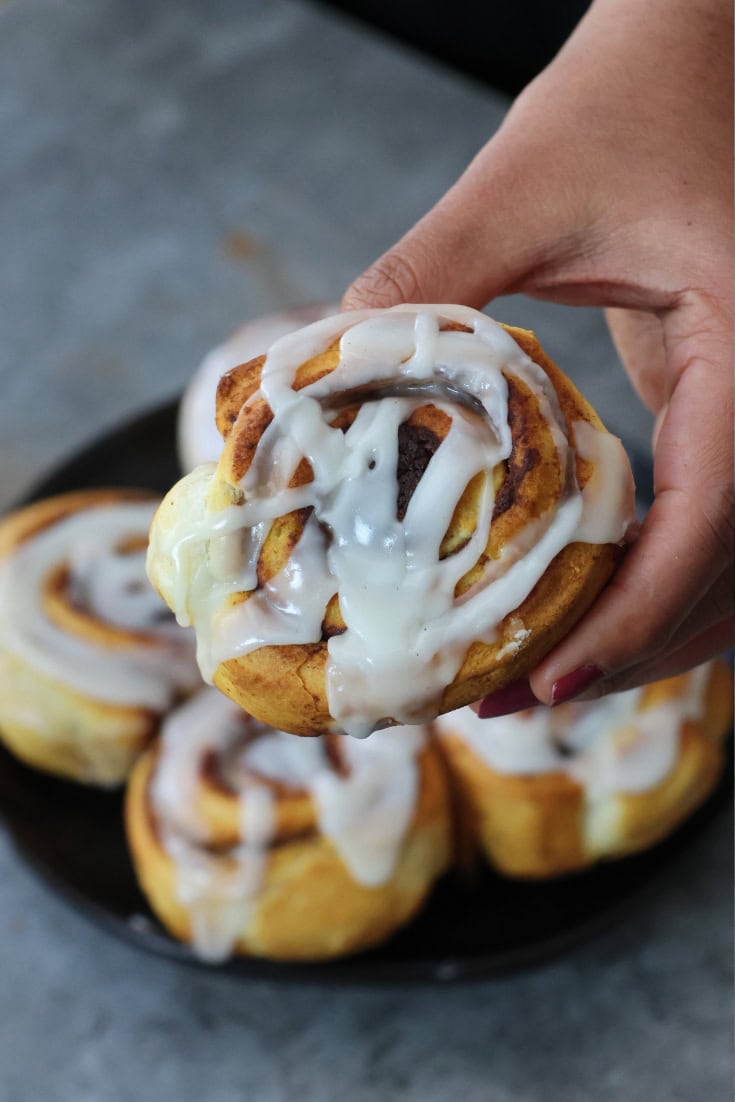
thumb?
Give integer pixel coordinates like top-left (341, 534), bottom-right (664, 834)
top-left (342, 129), bottom-right (577, 311)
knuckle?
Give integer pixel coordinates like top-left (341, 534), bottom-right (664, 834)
top-left (698, 492), bottom-right (735, 562)
top-left (347, 250), bottom-right (428, 309)
top-left (704, 572), bottom-right (735, 623)
top-left (604, 572), bottom-right (674, 665)
top-left (669, 482), bottom-right (735, 568)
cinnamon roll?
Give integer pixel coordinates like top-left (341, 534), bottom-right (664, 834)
top-left (0, 490), bottom-right (200, 785)
top-left (434, 661), bottom-right (732, 878)
top-left (148, 305), bottom-right (636, 737)
top-left (125, 689), bottom-right (451, 962)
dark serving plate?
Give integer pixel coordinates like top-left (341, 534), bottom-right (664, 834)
top-left (0, 401), bottom-right (729, 982)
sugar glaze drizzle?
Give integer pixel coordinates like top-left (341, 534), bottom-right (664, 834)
top-left (0, 501), bottom-right (199, 710)
top-left (434, 663), bottom-right (713, 797)
top-left (150, 305), bottom-right (634, 737)
top-left (151, 688), bottom-right (425, 961)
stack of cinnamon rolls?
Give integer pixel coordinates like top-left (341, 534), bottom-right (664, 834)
top-left (0, 306), bottom-right (730, 963)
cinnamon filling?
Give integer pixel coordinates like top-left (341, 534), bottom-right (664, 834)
top-left (396, 421), bottom-right (441, 521)
top-left (492, 379), bottom-right (540, 520)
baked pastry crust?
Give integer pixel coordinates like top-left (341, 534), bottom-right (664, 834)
top-left (0, 490), bottom-right (198, 785)
top-left (125, 698), bottom-right (451, 961)
top-left (149, 308), bottom-right (634, 736)
top-left (435, 662), bottom-right (732, 878)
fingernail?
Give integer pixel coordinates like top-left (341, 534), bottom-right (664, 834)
top-left (478, 678), bottom-right (539, 718)
top-left (551, 664), bottom-right (603, 706)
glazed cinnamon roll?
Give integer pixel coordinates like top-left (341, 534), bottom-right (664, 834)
top-left (434, 661), bottom-right (733, 878)
top-left (125, 689), bottom-right (451, 961)
top-left (0, 490), bottom-right (200, 785)
top-left (148, 305), bottom-right (636, 737)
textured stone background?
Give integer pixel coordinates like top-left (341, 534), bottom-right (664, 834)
top-left (0, 2), bottom-right (731, 1100)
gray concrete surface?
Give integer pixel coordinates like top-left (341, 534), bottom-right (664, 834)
top-left (0, 1), bottom-right (730, 1100)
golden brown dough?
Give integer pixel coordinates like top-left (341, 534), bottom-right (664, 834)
top-left (0, 490), bottom-right (199, 785)
top-left (434, 662), bottom-right (732, 878)
top-left (125, 690), bottom-right (451, 961)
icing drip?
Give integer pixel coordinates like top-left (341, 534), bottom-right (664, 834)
top-left (151, 689), bottom-right (425, 961)
top-left (311, 729), bottom-right (422, 886)
top-left (0, 501), bottom-right (199, 710)
top-left (150, 305), bottom-right (635, 737)
top-left (434, 662), bottom-right (714, 796)
top-left (152, 691), bottom-right (273, 962)
top-left (573, 419), bottom-right (635, 544)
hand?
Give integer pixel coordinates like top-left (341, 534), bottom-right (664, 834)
top-left (342, 0), bottom-right (734, 708)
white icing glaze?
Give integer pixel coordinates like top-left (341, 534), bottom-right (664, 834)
top-left (566, 662), bottom-right (711, 798)
top-left (177, 304), bottom-right (340, 471)
top-left (311, 728), bottom-right (422, 886)
top-left (150, 305), bottom-right (635, 737)
top-left (151, 691), bottom-right (273, 962)
top-left (434, 662), bottom-right (714, 797)
top-left (150, 688), bottom-right (425, 961)
top-left (573, 419), bottom-right (636, 543)
top-left (0, 501), bottom-right (199, 710)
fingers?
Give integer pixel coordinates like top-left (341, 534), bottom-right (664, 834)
top-left (576, 620), bottom-right (733, 699)
top-left (341, 128), bottom-right (670, 315)
top-left (341, 126), bottom-right (585, 311)
top-left (530, 484), bottom-right (732, 703)
top-left (527, 355), bottom-right (733, 706)
top-left (604, 308), bottom-right (668, 414)
top-left (567, 567), bottom-right (733, 698)
top-left (341, 151), bottom-right (528, 311)
top-left (474, 574), bottom-right (732, 719)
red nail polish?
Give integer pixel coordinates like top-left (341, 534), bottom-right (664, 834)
top-left (551, 664), bottom-right (603, 706)
top-left (478, 678), bottom-right (539, 718)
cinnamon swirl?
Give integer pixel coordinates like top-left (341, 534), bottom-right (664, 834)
top-left (148, 305), bottom-right (636, 737)
top-left (0, 490), bottom-right (200, 785)
top-left (125, 689), bottom-right (451, 961)
top-left (434, 661), bottom-right (732, 878)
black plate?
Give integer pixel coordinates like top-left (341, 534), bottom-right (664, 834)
top-left (0, 402), bottom-right (728, 982)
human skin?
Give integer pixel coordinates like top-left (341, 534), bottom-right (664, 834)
top-left (342, 0), bottom-right (734, 710)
